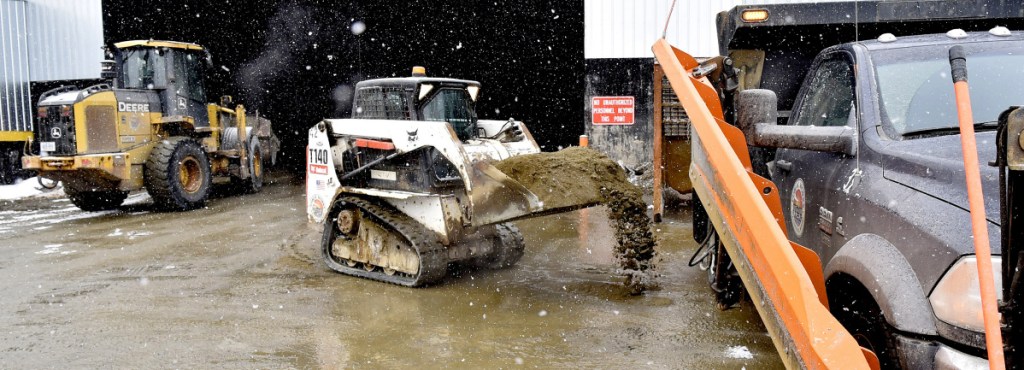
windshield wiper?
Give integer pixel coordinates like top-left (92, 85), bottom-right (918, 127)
top-left (902, 121), bottom-right (998, 138)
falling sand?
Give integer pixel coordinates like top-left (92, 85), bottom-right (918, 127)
top-left (494, 147), bottom-right (657, 294)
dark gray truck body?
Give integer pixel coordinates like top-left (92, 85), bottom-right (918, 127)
top-left (705, 1), bottom-right (1024, 368)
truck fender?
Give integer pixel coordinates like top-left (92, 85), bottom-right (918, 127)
top-left (824, 233), bottom-right (937, 336)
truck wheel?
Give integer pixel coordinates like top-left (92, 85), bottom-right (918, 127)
top-left (480, 223), bottom-right (526, 269)
top-left (232, 140), bottom-right (264, 193)
top-left (145, 138), bottom-right (212, 211)
top-left (706, 228), bottom-right (743, 309)
top-left (828, 277), bottom-right (898, 368)
top-left (65, 186), bottom-right (128, 212)
top-left (0, 148), bottom-right (12, 185)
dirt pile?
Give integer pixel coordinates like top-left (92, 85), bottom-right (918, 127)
top-left (494, 147), bottom-right (657, 294)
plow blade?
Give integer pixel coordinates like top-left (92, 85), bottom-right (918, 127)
top-left (653, 38), bottom-right (875, 369)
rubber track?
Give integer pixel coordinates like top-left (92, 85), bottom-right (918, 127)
top-left (321, 196), bottom-right (448, 287)
top-left (489, 223), bottom-right (525, 268)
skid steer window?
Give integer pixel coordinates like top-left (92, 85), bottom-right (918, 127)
top-left (422, 88), bottom-right (476, 141)
top-left (353, 87), bottom-right (411, 120)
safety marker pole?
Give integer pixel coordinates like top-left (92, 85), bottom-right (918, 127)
top-left (949, 45), bottom-right (1006, 370)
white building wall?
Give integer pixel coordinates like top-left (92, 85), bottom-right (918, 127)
top-left (25, 0), bottom-right (103, 81)
top-left (0, 0), bottom-right (31, 132)
top-left (585, 0), bottom-right (850, 59)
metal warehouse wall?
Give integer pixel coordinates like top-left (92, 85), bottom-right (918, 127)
top-left (0, 0), bottom-right (31, 133)
top-left (25, 0), bottom-right (103, 82)
top-left (584, 0), bottom-right (849, 59)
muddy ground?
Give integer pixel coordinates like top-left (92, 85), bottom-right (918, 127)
top-left (0, 175), bottom-right (782, 369)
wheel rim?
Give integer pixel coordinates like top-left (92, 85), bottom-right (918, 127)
top-left (252, 150), bottom-right (262, 178)
top-left (179, 156), bottom-right (203, 194)
top-left (337, 209), bottom-right (358, 235)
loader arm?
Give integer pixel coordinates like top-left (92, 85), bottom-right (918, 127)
top-left (652, 39), bottom-right (875, 369)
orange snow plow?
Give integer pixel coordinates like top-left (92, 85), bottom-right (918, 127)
top-left (652, 39), bottom-right (876, 369)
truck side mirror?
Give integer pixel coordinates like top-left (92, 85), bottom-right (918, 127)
top-left (736, 89), bottom-right (857, 156)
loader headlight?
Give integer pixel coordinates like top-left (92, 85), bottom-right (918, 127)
top-left (741, 9), bottom-right (769, 23)
top-left (929, 256), bottom-right (1002, 332)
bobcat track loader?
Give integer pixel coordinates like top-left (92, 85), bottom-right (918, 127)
top-left (306, 67), bottom-right (592, 286)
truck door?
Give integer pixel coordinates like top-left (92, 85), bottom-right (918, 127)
top-left (772, 51), bottom-right (857, 257)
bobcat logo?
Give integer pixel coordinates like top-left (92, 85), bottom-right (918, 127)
top-left (407, 128), bottom-right (418, 142)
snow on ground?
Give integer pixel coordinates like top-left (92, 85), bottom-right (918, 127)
top-left (0, 177), bottom-right (65, 201)
top-left (725, 345), bottom-right (754, 359)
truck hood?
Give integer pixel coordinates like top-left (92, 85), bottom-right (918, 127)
top-left (881, 131), bottom-right (1000, 225)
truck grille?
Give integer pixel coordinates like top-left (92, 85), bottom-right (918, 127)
top-left (84, 106), bottom-right (117, 153)
top-left (36, 106), bottom-right (77, 155)
top-left (661, 75), bottom-right (690, 139)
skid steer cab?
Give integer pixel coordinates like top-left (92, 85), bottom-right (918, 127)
top-left (307, 67), bottom-right (557, 286)
top-left (23, 40), bottom-right (280, 211)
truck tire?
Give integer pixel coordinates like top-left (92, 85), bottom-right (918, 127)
top-left (706, 230), bottom-right (743, 309)
top-left (232, 140), bottom-right (264, 193)
top-left (828, 276), bottom-right (898, 368)
top-left (65, 185), bottom-right (128, 212)
top-left (145, 138), bottom-right (212, 211)
top-left (0, 148), bottom-right (12, 185)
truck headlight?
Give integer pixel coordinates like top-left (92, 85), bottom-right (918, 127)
top-left (929, 256), bottom-right (1002, 332)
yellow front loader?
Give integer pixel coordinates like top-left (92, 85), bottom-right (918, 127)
top-left (23, 40), bottom-right (279, 211)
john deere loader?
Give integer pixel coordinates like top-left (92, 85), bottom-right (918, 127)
top-left (23, 40), bottom-right (279, 211)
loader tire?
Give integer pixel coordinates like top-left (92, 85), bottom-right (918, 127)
top-left (480, 223), bottom-right (526, 269)
top-left (65, 185), bottom-right (128, 212)
top-left (145, 137), bottom-right (212, 211)
top-left (232, 140), bottom-right (264, 194)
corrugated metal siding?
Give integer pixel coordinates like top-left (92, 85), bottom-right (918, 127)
top-left (585, 0), bottom-right (849, 59)
top-left (25, 0), bottom-right (103, 81)
top-left (0, 0), bottom-right (32, 133)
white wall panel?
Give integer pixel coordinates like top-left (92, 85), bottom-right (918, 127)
top-left (585, 0), bottom-right (850, 59)
top-left (25, 0), bottom-right (103, 81)
top-left (0, 0), bottom-right (31, 132)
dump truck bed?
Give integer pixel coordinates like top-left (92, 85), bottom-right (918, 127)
top-left (719, 0), bottom-right (1024, 115)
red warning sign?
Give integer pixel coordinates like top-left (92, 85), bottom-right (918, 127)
top-left (591, 96), bottom-right (635, 125)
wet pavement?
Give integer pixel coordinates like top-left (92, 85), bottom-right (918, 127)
top-left (0, 175), bottom-right (782, 369)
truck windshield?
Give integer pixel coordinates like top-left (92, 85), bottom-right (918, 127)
top-left (119, 48), bottom-right (166, 89)
top-left (874, 42), bottom-right (1024, 137)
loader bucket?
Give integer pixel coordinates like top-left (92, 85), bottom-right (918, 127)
top-left (467, 161), bottom-right (545, 226)
top-left (467, 159), bottom-right (604, 227)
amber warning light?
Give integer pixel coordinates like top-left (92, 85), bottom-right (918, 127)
top-left (741, 9), bottom-right (769, 23)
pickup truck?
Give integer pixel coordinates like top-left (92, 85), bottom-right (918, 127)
top-left (691, 2), bottom-right (1024, 368)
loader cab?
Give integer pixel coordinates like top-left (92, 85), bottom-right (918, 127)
top-left (112, 40), bottom-right (212, 127)
top-left (352, 67), bottom-right (480, 141)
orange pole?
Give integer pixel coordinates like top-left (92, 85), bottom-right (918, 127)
top-left (949, 45), bottom-right (1005, 369)
top-left (653, 65), bottom-right (665, 222)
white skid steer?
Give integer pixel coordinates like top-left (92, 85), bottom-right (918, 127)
top-left (306, 67), bottom-right (589, 286)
